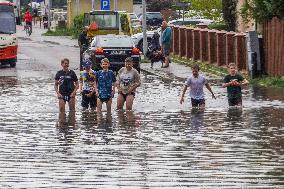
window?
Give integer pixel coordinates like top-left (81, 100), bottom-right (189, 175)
top-left (97, 36), bottom-right (133, 47)
top-left (90, 14), bottom-right (118, 29)
top-left (133, 0), bottom-right (142, 5)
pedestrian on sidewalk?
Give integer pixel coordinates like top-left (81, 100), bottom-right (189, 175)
top-left (79, 59), bottom-right (97, 111)
top-left (54, 58), bottom-right (79, 112)
top-left (180, 64), bottom-right (216, 109)
top-left (161, 21), bottom-right (172, 68)
top-left (116, 57), bottom-right (141, 111)
top-left (222, 63), bottom-right (249, 107)
top-left (94, 58), bottom-right (116, 113)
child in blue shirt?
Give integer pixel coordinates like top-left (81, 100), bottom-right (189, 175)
top-left (94, 58), bottom-right (116, 113)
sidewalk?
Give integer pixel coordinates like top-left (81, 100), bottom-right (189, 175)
top-left (17, 24), bottom-right (222, 82)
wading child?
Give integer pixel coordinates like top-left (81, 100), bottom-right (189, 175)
top-left (54, 58), bottom-right (79, 112)
top-left (79, 60), bottom-right (97, 111)
top-left (180, 64), bottom-right (216, 109)
top-left (94, 58), bottom-right (116, 113)
top-left (222, 63), bottom-right (249, 107)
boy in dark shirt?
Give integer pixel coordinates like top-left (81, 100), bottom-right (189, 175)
top-left (223, 63), bottom-right (249, 107)
top-left (54, 58), bottom-right (79, 112)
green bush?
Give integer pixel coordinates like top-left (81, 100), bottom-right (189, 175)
top-left (241, 0), bottom-right (284, 23)
top-left (120, 14), bottom-right (130, 35)
top-left (208, 22), bottom-right (227, 30)
top-left (42, 14), bottom-right (84, 38)
top-left (72, 14), bottom-right (84, 38)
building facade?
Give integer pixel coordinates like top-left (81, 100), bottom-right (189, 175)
top-left (67, 0), bottom-right (133, 27)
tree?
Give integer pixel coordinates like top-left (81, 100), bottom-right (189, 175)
top-left (146, 0), bottom-right (173, 12)
top-left (181, 0), bottom-right (223, 21)
top-left (222, 0), bottom-right (237, 31)
top-left (241, 0), bottom-right (284, 23)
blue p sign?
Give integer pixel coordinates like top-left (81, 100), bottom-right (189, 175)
top-left (101, 0), bottom-right (110, 10)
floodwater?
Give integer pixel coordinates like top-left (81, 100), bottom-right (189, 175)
top-left (0, 71), bottom-right (283, 188)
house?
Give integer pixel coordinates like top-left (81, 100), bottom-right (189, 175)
top-left (67, 0), bottom-right (133, 27)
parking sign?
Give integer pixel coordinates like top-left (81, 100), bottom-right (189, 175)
top-left (101, 0), bottom-right (110, 10)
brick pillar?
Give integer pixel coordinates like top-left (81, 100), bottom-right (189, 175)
top-left (216, 31), bottom-right (227, 66)
top-left (193, 29), bottom-right (200, 61)
top-left (234, 33), bottom-right (247, 70)
top-left (186, 28), bottom-right (193, 59)
top-left (208, 30), bottom-right (217, 64)
top-left (225, 32), bottom-right (235, 66)
top-left (173, 26), bottom-right (180, 55)
top-left (200, 29), bottom-right (208, 62)
top-left (179, 27), bottom-right (186, 57)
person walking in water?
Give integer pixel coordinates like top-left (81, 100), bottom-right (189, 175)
top-left (94, 58), bottom-right (116, 113)
top-left (180, 64), bottom-right (216, 109)
top-left (222, 63), bottom-right (249, 107)
top-left (116, 57), bottom-right (141, 111)
top-left (161, 21), bottom-right (172, 68)
top-left (79, 59), bottom-right (97, 111)
top-left (54, 58), bottom-right (79, 112)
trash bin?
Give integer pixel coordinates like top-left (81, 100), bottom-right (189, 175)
top-left (248, 51), bottom-right (257, 79)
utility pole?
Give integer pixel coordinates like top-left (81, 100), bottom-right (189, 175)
top-left (142, 0), bottom-right (147, 55)
top-left (92, 0), bottom-right (95, 11)
top-left (47, 0), bottom-right (51, 30)
top-left (114, 0), bottom-right (117, 11)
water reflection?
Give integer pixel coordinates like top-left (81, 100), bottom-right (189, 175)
top-left (227, 107), bottom-right (243, 121)
top-left (117, 110), bottom-right (140, 128)
top-left (56, 111), bottom-right (76, 144)
top-left (190, 109), bottom-right (205, 131)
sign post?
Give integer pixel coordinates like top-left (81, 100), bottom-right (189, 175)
top-left (101, 0), bottom-right (110, 10)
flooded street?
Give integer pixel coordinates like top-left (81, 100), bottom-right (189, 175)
top-left (0, 30), bottom-right (283, 188)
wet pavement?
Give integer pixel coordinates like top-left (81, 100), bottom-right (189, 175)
top-left (0, 25), bottom-right (283, 188)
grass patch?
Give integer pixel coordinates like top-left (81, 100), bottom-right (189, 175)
top-left (42, 28), bottom-right (76, 38)
top-left (171, 55), bottom-right (228, 77)
top-left (251, 76), bottom-right (284, 88)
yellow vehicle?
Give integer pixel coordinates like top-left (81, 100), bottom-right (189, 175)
top-left (83, 10), bottom-right (142, 39)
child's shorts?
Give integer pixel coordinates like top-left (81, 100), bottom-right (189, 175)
top-left (228, 97), bottom-right (242, 106)
top-left (191, 98), bottom-right (205, 107)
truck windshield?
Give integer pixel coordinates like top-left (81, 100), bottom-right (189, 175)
top-left (90, 14), bottom-right (118, 29)
top-left (0, 12), bottom-right (16, 34)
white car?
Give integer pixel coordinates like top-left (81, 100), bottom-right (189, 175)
top-left (168, 18), bottom-right (214, 26)
top-left (131, 27), bottom-right (161, 51)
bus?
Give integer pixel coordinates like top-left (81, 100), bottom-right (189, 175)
top-left (0, 0), bottom-right (17, 67)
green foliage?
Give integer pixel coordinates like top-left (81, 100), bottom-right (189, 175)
top-left (208, 22), bottom-right (227, 30)
top-left (42, 27), bottom-right (74, 37)
top-left (181, 0), bottom-right (223, 21)
top-left (72, 14), bottom-right (84, 37)
top-left (251, 76), bottom-right (284, 88)
top-left (222, 0), bottom-right (237, 31)
top-left (42, 14), bottom-right (84, 38)
top-left (240, 0), bottom-right (284, 23)
top-left (120, 14), bottom-right (130, 34)
top-left (146, 0), bottom-right (173, 12)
